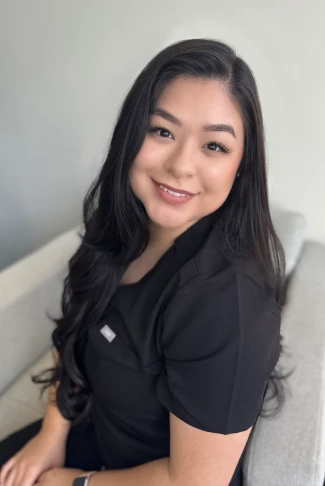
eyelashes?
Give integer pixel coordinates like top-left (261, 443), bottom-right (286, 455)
top-left (147, 125), bottom-right (230, 153)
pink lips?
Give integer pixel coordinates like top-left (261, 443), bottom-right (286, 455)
top-left (154, 180), bottom-right (196, 196)
top-left (152, 179), bottom-right (197, 206)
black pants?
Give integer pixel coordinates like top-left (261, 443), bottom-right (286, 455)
top-left (0, 418), bottom-right (105, 471)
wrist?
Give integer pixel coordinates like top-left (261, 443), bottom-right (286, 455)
top-left (73, 471), bottom-right (97, 486)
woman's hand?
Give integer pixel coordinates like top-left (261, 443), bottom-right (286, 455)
top-left (0, 429), bottom-right (67, 486)
top-left (36, 468), bottom-right (84, 485)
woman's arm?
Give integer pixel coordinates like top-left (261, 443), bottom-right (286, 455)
top-left (86, 457), bottom-right (172, 486)
top-left (86, 412), bottom-right (250, 486)
top-left (40, 349), bottom-right (71, 442)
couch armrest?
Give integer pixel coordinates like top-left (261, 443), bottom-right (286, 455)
top-left (243, 240), bottom-right (325, 486)
top-left (0, 225), bottom-right (81, 395)
top-left (0, 348), bottom-right (55, 440)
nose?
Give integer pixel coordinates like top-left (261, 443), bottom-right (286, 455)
top-left (164, 142), bottom-right (197, 178)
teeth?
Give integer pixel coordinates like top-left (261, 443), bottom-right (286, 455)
top-left (159, 184), bottom-right (188, 197)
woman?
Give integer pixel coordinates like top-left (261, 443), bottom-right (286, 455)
top-left (0, 38), bottom-right (290, 486)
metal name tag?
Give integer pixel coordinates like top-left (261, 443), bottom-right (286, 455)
top-left (100, 324), bottom-right (116, 343)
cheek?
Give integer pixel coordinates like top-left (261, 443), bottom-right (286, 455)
top-left (129, 151), bottom-right (155, 194)
top-left (200, 163), bottom-right (237, 194)
top-left (132, 139), bottom-right (162, 172)
top-left (198, 162), bottom-right (239, 210)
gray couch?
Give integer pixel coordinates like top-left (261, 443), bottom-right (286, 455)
top-left (1, 207), bottom-right (325, 486)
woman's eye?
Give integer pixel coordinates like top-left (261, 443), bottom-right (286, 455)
top-left (206, 142), bottom-right (230, 153)
top-left (148, 126), bottom-right (229, 153)
top-left (148, 126), bottom-right (173, 139)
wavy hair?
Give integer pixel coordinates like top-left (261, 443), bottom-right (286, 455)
top-left (33, 38), bottom-right (294, 425)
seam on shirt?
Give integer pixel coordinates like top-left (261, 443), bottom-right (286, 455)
top-left (170, 263), bottom-right (278, 319)
top-left (143, 359), bottom-right (163, 369)
top-left (198, 263), bottom-right (279, 317)
top-left (225, 269), bottom-right (243, 434)
top-left (192, 242), bottom-right (277, 313)
top-left (238, 269), bottom-right (280, 316)
top-left (160, 371), bottom-right (205, 430)
top-left (159, 272), bottom-right (203, 357)
top-left (193, 254), bottom-right (200, 276)
top-left (166, 269), bottom-right (202, 302)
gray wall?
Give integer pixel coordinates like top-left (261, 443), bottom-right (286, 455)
top-left (1, 0), bottom-right (324, 271)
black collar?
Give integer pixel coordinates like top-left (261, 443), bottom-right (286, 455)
top-left (173, 209), bottom-right (223, 260)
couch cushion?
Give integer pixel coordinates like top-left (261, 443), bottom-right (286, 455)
top-left (0, 348), bottom-right (54, 441)
top-left (270, 205), bottom-right (306, 276)
top-left (0, 225), bottom-right (81, 395)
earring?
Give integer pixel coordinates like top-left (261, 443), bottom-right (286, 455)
top-left (236, 172), bottom-right (240, 178)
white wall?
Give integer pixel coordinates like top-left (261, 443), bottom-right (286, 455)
top-left (0, 0), bottom-right (324, 270)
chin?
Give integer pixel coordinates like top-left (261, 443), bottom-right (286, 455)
top-left (144, 203), bottom-right (191, 229)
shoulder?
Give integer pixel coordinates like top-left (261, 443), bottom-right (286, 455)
top-left (161, 261), bottom-right (280, 366)
top-left (166, 256), bottom-right (279, 322)
top-left (171, 216), bottom-right (278, 314)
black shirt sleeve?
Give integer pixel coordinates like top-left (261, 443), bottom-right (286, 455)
top-left (156, 265), bottom-right (281, 435)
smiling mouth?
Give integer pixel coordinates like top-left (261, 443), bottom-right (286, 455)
top-left (154, 179), bottom-right (197, 196)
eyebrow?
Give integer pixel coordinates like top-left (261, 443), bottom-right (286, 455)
top-left (150, 108), bottom-right (236, 138)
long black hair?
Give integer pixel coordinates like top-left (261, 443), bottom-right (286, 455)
top-left (33, 38), bottom-right (294, 425)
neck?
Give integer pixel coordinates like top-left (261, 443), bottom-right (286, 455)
top-left (147, 219), bottom-right (199, 254)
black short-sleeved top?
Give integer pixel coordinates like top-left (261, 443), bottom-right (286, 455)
top-left (83, 210), bottom-right (281, 485)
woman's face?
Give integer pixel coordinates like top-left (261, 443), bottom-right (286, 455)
top-left (129, 76), bottom-right (245, 237)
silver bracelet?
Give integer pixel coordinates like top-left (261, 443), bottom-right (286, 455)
top-left (85, 471), bottom-right (97, 486)
top-left (73, 471), bottom-right (97, 486)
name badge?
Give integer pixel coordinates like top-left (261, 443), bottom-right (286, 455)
top-left (100, 324), bottom-right (116, 343)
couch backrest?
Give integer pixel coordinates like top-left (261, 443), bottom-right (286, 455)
top-left (0, 225), bottom-right (81, 394)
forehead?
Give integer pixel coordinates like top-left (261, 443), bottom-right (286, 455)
top-left (154, 77), bottom-right (244, 141)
